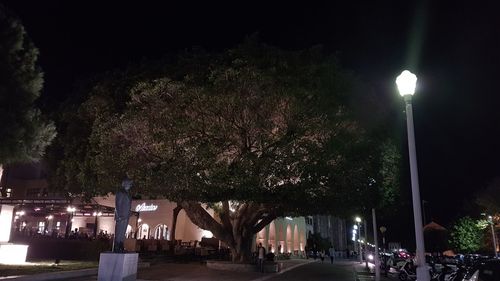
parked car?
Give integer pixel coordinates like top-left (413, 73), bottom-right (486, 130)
top-left (463, 259), bottom-right (500, 281)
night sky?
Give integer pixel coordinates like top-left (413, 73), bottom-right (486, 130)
top-left (4, 0), bottom-right (500, 247)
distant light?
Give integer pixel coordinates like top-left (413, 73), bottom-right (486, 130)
top-left (66, 206), bottom-right (76, 213)
top-left (138, 218), bottom-right (142, 223)
top-left (285, 217), bottom-right (293, 221)
top-left (353, 225), bottom-right (358, 230)
top-left (368, 254), bottom-right (374, 260)
top-left (352, 237), bottom-right (356, 241)
top-left (352, 229), bottom-right (357, 234)
top-left (396, 70), bottom-right (417, 96)
top-left (355, 217), bottom-right (362, 223)
top-left (47, 215), bottom-right (53, 220)
top-left (34, 207), bottom-right (41, 211)
top-left (202, 230), bottom-right (213, 238)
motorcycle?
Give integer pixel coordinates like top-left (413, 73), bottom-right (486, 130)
top-left (398, 260), bottom-right (417, 281)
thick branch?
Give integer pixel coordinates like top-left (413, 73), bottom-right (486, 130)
top-left (180, 201), bottom-right (233, 243)
top-left (252, 213), bottom-right (277, 233)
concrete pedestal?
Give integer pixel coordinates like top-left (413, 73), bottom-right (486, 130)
top-left (98, 252), bottom-right (138, 281)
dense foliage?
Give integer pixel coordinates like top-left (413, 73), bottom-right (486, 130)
top-left (449, 216), bottom-right (487, 254)
top-left (55, 42), bottom-right (398, 261)
top-left (0, 5), bottom-right (55, 164)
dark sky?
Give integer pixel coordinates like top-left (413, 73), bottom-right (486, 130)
top-left (4, 0), bottom-right (500, 247)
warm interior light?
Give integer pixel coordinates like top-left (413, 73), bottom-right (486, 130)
top-left (396, 70), bottom-right (417, 96)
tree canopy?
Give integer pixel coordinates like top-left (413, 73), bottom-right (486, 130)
top-left (55, 41), bottom-right (398, 261)
top-left (0, 5), bottom-right (55, 164)
top-left (449, 216), bottom-right (487, 254)
top-left (476, 178), bottom-right (500, 215)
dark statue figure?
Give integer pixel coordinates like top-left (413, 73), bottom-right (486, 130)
top-left (113, 178), bottom-right (132, 252)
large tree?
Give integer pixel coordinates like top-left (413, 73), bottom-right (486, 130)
top-left (0, 5), bottom-right (55, 165)
top-left (57, 42), bottom-right (395, 262)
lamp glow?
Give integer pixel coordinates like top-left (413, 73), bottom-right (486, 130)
top-left (355, 217), bottom-right (362, 223)
top-left (202, 230), bottom-right (213, 238)
top-left (396, 70), bottom-right (417, 96)
top-left (0, 244), bottom-right (28, 264)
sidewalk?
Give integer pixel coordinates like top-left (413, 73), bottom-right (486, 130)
top-left (136, 259), bottom-right (314, 281)
top-left (351, 261), bottom-right (394, 281)
top-left (10, 258), bottom-right (314, 281)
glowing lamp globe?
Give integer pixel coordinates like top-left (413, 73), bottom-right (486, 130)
top-left (355, 217), bottom-right (362, 223)
top-left (396, 70), bottom-right (417, 96)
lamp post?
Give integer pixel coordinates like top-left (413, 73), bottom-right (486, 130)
top-left (356, 216), bottom-right (363, 263)
top-left (372, 209), bottom-right (380, 281)
top-left (65, 206), bottom-right (76, 238)
top-left (396, 70), bottom-right (430, 281)
top-left (484, 214), bottom-right (498, 258)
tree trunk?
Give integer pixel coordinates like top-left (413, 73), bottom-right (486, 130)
top-left (179, 200), bottom-right (279, 263)
top-left (230, 229), bottom-right (254, 263)
top-left (170, 204), bottom-right (182, 242)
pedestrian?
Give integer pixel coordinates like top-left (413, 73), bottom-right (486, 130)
top-left (320, 250), bottom-right (325, 263)
top-left (329, 245), bottom-right (335, 264)
top-left (257, 243), bottom-right (266, 272)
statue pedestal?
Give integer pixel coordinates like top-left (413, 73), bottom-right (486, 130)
top-left (98, 252), bottom-right (138, 281)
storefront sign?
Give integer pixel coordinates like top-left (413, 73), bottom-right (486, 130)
top-left (135, 202), bottom-right (158, 212)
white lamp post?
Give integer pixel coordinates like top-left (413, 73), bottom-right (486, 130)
top-left (396, 70), bottom-right (430, 281)
top-left (355, 216), bottom-right (363, 263)
top-left (487, 215), bottom-right (498, 258)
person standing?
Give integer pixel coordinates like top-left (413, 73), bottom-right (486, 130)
top-left (329, 245), bottom-right (335, 264)
top-left (320, 250), bottom-right (325, 263)
top-left (257, 243), bottom-right (266, 272)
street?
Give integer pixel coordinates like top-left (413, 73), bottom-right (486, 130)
top-left (268, 260), bottom-right (356, 281)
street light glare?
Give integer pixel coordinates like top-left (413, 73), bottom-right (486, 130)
top-left (355, 217), bottom-right (362, 223)
top-left (396, 70), bottom-right (417, 96)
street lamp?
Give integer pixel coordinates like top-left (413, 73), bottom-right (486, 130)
top-left (379, 226), bottom-right (387, 252)
top-left (482, 213), bottom-right (498, 258)
top-left (488, 215), bottom-right (498, 258)
top-left (355, 217), bottom-right (363, 263)
top-left (396, 70), bottom-right (430, 281)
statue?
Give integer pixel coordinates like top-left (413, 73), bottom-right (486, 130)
top-left (113, 178), bottom-right (132, 252)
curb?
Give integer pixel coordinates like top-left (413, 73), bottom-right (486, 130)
top-left (0, 268), bottom-right (97, 281)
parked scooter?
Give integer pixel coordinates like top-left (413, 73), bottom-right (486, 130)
top-left (398, 260), bottom-right (417, 281)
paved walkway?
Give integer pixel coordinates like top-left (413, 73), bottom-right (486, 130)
top-left (351, 260), bottom-right (394, 281)
top-left (12, 258), bottom-right (397, 281)
top-left (141, 259), bottom-right (314, 281)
